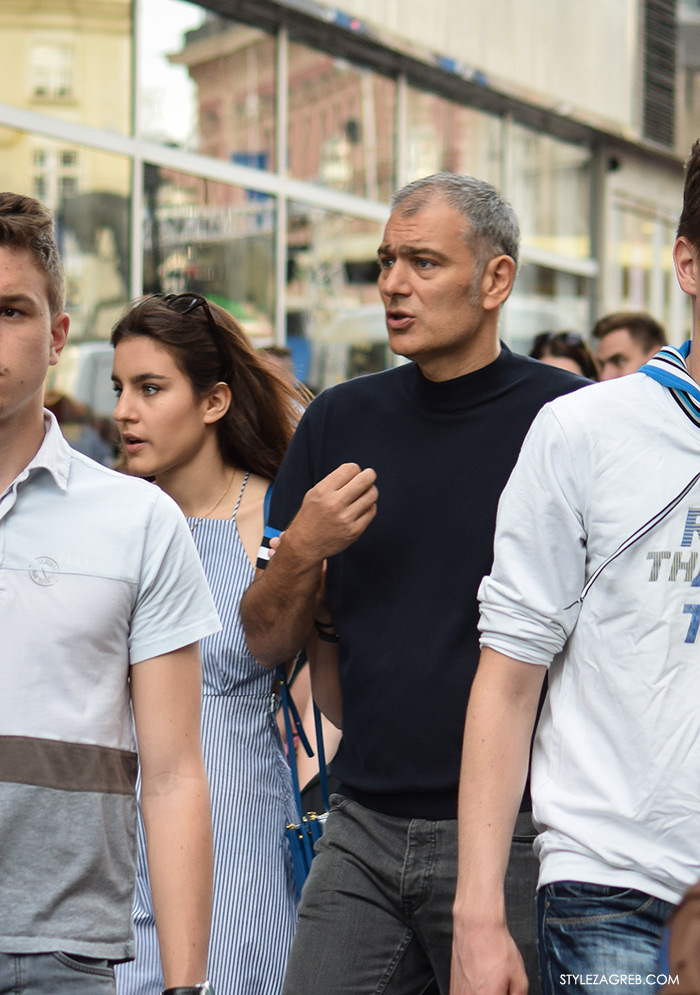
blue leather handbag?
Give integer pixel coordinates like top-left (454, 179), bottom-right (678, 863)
top-left (277, 663), bottom-right (330, 901)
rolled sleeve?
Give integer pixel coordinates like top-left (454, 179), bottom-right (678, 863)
top-left (478, 404), bottom-right (587, 666)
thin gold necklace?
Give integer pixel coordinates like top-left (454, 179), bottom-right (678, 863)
top-left (189, 469), bottom-right (237, 530)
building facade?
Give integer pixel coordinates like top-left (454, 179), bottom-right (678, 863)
top-left (0, 0), bottom-right (693, 388)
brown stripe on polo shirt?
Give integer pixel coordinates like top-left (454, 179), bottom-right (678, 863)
top-left (0, 735), bottom-right (138, 794)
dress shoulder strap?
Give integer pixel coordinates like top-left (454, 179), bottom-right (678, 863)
top-left (231, 471), bottom-right (250, 522)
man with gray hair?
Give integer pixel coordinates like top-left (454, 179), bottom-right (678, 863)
top-left (241, 172), bottom-right (587, 995)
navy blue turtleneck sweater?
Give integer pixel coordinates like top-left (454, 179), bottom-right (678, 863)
top-left (269, 346), bottom-right (587, 820)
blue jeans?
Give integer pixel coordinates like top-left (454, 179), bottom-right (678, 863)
top-left (537, 881), bottom-right (674, 995)
top-left (0, 953), bottom-right (116, 994)
top-left (281, 795), bottom-right (540, 995)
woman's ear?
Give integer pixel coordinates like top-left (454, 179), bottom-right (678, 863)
top-left (202, 381), bottom-right (232, 424)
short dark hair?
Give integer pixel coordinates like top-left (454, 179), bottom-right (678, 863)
top-left (0, 192), bottom-right (65, 316)
top-left (390, 172), bottom-right (520, 272)
top-left (677, 139), bottom-right (700, 249)
top-left (591, 311), bottom-right (666, 353)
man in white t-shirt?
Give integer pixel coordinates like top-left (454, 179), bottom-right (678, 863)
top-left (0, 192), bottom-right (219, 995)
top-left (450, 143), bottom-right (700, 995)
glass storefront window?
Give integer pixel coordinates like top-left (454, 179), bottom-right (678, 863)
top-left (287, 42), bottom-right (396, 201)
top-left (286, 204), bottom-right (387, 390)
top-left (0, 0), bottom-right (623, 390)
top-left (505, 264), bottom-right (592, 356)
top-left (0, 134), bottom-right (130, 341)
top-left (143, 167), bottom-right (275, 345)
top-left (405, 88), bottom-right (502, 188)
top-left (510, 125), bottom-right (592, 260)
top-left (139, 1), bottom-right (276, 166)
top-left (608, 202), bottom-right (691, 341)
top-left (0, 0), bottom-right (131, 134)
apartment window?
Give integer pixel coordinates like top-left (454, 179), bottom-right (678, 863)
top-left (31, 146), bottom-right (80, 211)
top-left (31, 45), bottom-right (74, 100)
top-left (288, 41), bottom-right (396, 201)
top-left (58, 175), bottom-right (79, 198)
top-left (405, 86), bottom-right (502, 187)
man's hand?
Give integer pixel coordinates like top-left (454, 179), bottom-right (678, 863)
top-left (240, 463), bottom-right (377, 667)
top-left (450, 920), bottom-right (528, 995)
top-left (282, 462), bottom-right (378, 565)
top-left (450, 651), bottom-right (544, 995)
top-left (660, 886), bottom-right (700, 994)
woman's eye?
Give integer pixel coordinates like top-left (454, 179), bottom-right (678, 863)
top-left (143, 385), bottom-right (159, 396)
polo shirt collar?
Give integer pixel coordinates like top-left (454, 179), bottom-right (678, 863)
top-left (22, 411), bottom-right (72, 492)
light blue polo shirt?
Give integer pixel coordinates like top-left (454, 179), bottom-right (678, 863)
top-left (0, 412), bottom-right (220, 960)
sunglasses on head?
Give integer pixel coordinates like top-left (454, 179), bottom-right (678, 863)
top-left (535, 331), bottom-right (584, 348)
top-left (153, 293), bottom-right (229, 374)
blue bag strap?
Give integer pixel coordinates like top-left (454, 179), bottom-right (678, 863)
top-left (263, 481), bottom-right (274, 523)
top-left (278, 662), bottom-right (329, 816)
top-left (277, 664), bottom-right (305, 822)
top-left (313, 701), bottom-right (330, 812)
top-left (268, 484), bottom-right (329, 815)
top-left (285, 682), bottom-right (315, 758)
top-left (258, 482), bottom-right (281, 571)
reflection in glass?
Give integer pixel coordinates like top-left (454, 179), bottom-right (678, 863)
top-left (286, 205), bottom-right (387, 390)
top-left (140, 2), bottom-right (276, 166)
top-left (608, 204), bottom-right (690, 335)
top-left (405, 88), bottom-right (502, 188)
top-left (0, 135), bottom-right (130, 341)
top-left (506, 264), bottom-right (591, 356)
top-left (510, 125), bottom-right (592, 260)
top-left (143, 168), bottom-right (275, 345)
top-left (0, 0), bottom-right (131, 133)
top-left (288, 43), bottom-right (396, 201)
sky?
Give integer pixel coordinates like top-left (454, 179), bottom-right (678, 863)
top-left (138, 0), bottom-right (206, 144)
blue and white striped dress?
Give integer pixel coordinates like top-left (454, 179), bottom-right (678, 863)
top-left (116, 476), bottom-right (298, 995)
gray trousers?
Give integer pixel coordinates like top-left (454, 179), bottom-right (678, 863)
top-left (0, 954), bottom-right (115, 995)
top-left (281, 796), bottom-right (540, 995)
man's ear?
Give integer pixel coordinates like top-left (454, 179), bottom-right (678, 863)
top-left (203, 381), bottom-right (232, 424)
top-left (49, 312), bottom-right (70, 366)
top-left (674, 237), bottom-right (699, 296)
top-left (480, 255), bottom-right (517, 312)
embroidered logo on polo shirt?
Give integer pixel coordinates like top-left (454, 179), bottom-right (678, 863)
top-left (29, 556), bottom-right (60, 586)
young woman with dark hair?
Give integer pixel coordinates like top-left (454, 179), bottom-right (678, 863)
top-left (111, 293), bottom-right (303, 995)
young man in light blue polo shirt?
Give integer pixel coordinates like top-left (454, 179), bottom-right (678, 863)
top-left (0, 192), bottom-right (219, 995)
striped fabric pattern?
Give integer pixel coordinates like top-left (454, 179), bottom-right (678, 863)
top-left (116, 479), bottom-right (298, 995)
top-left (639, 340), bottom-right (700, 428)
